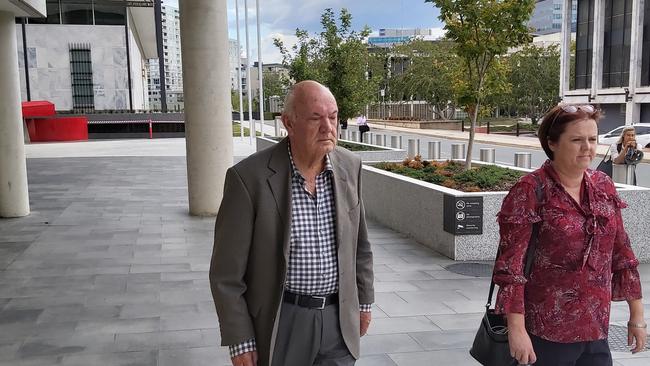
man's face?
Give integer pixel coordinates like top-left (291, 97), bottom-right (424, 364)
top-left (285, 87), bottom-right (338, 157)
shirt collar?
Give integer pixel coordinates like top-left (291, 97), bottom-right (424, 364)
top-left (287, 141), bottom-right (333, 179)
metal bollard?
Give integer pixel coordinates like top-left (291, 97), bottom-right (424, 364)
top-left (350, 131), bottom-right (358, 142)
top-left (514, 152), bottom-right (532, 169)
top-left (390, 136), bottom-right (399, 148)
top-left (274, 117), bottom-right (282, 137)
top-left (407, 139), bottom-right (419, 158)
top-left (375, 134), bottom-right (383, 146)
top-left (479, 148), bottom-right (496, 163)
top-left (451, 143), bottom-right (466, 160)
top-left (428, 141), bottom-right (441, 160)
top-left (612, 164), bottom-right (635, 185)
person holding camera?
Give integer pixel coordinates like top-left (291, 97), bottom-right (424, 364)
top-left (610, 126), bottom-right (644, 185)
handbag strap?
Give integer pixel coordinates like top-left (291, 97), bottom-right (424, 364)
top-left (486, 174), bottom-right (543, 310)
top-left (602, 146), bottom-right (612, 162)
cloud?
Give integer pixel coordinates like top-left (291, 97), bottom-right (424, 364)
top-left (163, 0), bottom-right (444, 62)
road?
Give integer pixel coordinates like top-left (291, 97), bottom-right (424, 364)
top-left (369, 126), bottom-right (650, 188)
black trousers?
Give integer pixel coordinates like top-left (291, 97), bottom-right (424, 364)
top-left (530, 334), bottom-right (612, 366)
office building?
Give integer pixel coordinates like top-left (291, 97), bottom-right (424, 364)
top-left (530, 0), bottom-right (577, 35)
top-left (559, 0), bottom-right (650, 130)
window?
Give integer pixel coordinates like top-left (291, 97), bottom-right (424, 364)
top-left (28, 0), bottom-right (61, 24)
top-left (602, 0), bottom-right (633, 88)
top-left (574, 0), bottom-right (595, 90)
top-left (69, 45), bottom-right (94, 110)
top-left (94, 4), bottom-right (126, 25)
top-left (61, 0), bottom-right (93, 25)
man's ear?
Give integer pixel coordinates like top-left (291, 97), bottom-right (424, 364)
top-left (281, 114), bottom-right (293, 134)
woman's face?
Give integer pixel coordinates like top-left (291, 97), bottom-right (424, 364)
top-left (623, 130), bottom-right (636, 144)
top-left (549, 118), bottom-right (598, 173)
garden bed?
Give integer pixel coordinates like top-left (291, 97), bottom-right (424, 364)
top-left (362, 160), bottom-right (650, 261)
top-left (375, 157), bottom-right (524, 192)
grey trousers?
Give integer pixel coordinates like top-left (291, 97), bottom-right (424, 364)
top-left (271, 302), bottom-right (356, 366)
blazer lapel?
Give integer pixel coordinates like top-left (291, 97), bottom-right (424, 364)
top-left (330, 149), bottom-right (352, 249)
top-left (267, 139), bottom-right (292, 261)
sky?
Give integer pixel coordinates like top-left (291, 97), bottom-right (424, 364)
top-left (162, 0), bottom-right (445, 63)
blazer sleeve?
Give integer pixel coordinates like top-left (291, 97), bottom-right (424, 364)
top-left (355, 162), bottom-right (375, 305)
top-left (209, 167), bottom-right (256, 346)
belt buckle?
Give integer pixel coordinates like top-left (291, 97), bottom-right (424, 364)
top-left (313, 296), bottom-right (326, 309)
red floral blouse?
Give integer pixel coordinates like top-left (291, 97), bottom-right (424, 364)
top-left (494, 160), bottom-right (642, 343)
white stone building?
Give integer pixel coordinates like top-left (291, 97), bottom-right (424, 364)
top-left (15, 0), bottom-right (155, 111)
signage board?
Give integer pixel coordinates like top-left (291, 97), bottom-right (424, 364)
top-left (443, 195), bottom-right (483, 235)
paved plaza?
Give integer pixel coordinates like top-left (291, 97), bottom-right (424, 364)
top-left (1, 138), bottom-right (649, 365)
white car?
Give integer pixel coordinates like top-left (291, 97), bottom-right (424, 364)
top-left (598, 123), bottom-right (650, 148)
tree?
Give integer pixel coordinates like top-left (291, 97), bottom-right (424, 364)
top-left (274, 8), bottom-right (379, 124)
top-left (391, 39), bottom-right (460, 120)
top-left (425, 0), bottom-right (535, 169)
top-left (507, 44), bottom-right (560, 124)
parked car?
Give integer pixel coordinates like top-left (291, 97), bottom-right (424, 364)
top-left (599, 123), bottom-right (650, 148)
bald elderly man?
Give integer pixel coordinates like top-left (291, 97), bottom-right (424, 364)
top-left (210, 80), bottom-right (374, 366)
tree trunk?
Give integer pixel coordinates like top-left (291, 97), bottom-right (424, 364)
top-left (465, 101), bottom-right (480, 170)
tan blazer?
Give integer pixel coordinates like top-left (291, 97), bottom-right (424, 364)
top-left (209, 138), bottom-right (374, 366)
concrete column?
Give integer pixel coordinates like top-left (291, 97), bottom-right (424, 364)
top-left (559, 0), bottom-right (573, 97)
top-left (626, 0), bottom-right (644, 125)
top-left (626, 102), bottom-right (641, 126)
top-left (180, 0), bottom-right (233, 216)
top-left (0, 12), bottom-right (30, 218)
top-left (590, 0), bottom-right (605, 96)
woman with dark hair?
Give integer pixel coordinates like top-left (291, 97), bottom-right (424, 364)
top-left (493, 104), bottom-right (646, 365)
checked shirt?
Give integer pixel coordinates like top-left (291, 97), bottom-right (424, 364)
top-left (229, 146), bottom-right (371, 357)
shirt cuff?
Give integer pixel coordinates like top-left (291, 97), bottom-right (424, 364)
top-left (360, 303), bottom-right (372, 312)
top-left (495, 283), bottom-right (525, 315)
top-left (612, 267), bottom-right (643, 301)
top-left (229, 338), bottom-right (257, 358)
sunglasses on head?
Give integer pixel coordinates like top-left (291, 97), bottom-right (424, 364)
top-left (548, 104), bottom-right (597, 131)
top-left (559, 104), bottom-right (596, 114)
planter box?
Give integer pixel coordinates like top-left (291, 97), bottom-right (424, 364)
top-left (362, 163), bottom-right (650, 261)
top-left (256, 136), bottom-right (407, 162)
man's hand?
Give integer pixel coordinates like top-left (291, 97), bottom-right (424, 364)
top-left (231, 351), bottom-right (258, 366)
top-left (360, 311), bottom-right (372, 336)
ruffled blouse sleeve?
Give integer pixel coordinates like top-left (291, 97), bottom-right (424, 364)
top-left (493, 178), bottom-right (541, 315)
top-left (609, 191), bottom-right (642, 301)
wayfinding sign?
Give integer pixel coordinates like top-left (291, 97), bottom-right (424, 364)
top-left (443, 195), bottom-right (483, 235)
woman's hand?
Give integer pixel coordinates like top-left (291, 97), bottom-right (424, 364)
top-left (627, 299), bottom-right (647, 354)
top-left (508, 327), bottom-right (537, 364)
top-left (628, 323), bottom-right (647, 353)
top-left (506, 313), bottom-right (537, 365)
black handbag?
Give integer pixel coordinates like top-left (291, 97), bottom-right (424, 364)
top-left (596, 148), bottom-right (613, 177)
top-left (469, 175), bottom-right (543, 366)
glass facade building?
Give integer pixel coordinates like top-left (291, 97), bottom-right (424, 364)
top-left (563, 0), bottom-right (650, 128)
top-left (26, 0), bottom-right (126, 25)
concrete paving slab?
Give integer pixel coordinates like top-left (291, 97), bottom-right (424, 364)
top-left (0, 141), bottom-right (648, 365)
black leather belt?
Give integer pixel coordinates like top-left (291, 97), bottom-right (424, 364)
top-left (283, 291), bottom-right (338, 309)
